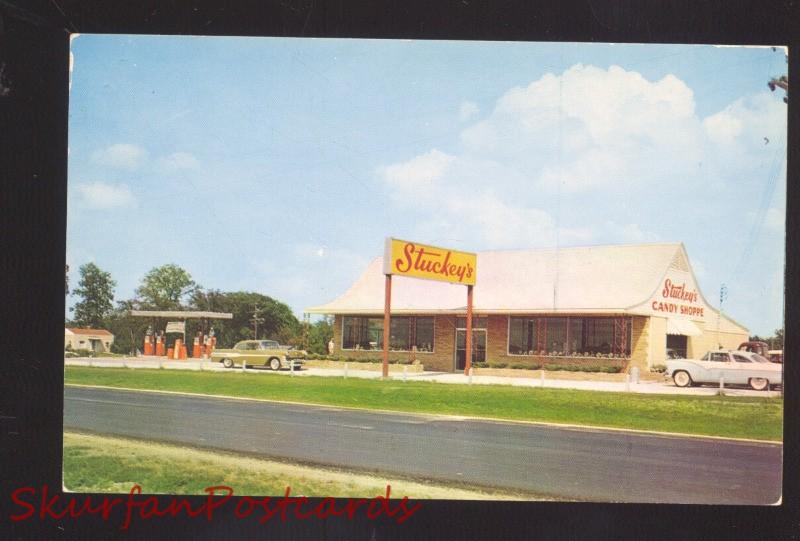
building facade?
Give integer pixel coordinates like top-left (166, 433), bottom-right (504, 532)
top-left (306, 243), bottom-right (749, 373)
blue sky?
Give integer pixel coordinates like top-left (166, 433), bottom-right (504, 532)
top-left (67, 36), bottom-right (787, 335)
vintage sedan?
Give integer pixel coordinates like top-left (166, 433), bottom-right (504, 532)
top-left (665, 350), bottom-right (782, 391)
top-left (211, 340), bottom-right (307, 370)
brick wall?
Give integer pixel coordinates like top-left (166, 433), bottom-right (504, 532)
top-left (486, 315), bottom-right (507, 362)
top-left (628, 316), bottom-right (649, 371)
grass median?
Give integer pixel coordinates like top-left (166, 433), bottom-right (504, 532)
top-left (65, 366), bottom-right (783, 441)
top-left (64, 432), bottom-right (539, 499)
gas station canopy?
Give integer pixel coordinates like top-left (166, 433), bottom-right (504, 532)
top-left (129, 310), bottom-right (233, 319)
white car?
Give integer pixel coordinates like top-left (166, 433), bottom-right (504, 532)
top-left (665, 350), bottom-right (782, 391)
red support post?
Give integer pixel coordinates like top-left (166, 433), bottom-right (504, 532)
top-left (382, 274), bottom-right (392, 378)
top-left (464, 285), bottom-right (474, 375)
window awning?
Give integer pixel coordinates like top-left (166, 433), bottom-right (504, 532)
top-left (666, 319), bottom-right (702, 336)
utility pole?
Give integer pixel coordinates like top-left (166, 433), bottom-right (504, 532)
top-left (716, 284), bottom-right (728, 349)
top-left (250, 304), bottom-right (264, 340)
top-left (303, 313), bottom-right (310, 351)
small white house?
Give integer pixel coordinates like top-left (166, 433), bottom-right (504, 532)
top-left (65, 327), bottom-right (114, 353)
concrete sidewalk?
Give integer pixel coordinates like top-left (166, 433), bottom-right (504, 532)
top-left (65, 357), bottom-right (777, 398)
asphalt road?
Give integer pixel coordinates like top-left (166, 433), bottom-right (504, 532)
top-left (63, 386), bottom-right (782, 504)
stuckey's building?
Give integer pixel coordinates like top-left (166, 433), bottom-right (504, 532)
top-left (306, 243), bottom-right (749, 373)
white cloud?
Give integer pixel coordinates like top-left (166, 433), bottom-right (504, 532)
top-left (90, 143), bottom-right (148, 169)
top-left (702, 111), bottom-right (743, 145)
top-left (378, 63), bottom-right (787, 253)
top-left (379, 149), bottom-right (454, 205)
top-left (764, 208), bottom-right (784, 231)
top-left (458, 101), bottom-right (479, 121)
top-left (75, 181), bottom-right (135, 209)
top-left (158, 152), bottom-right (200, 172)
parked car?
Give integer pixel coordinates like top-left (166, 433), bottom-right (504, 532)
top-left (665, 350), bottom-right (782, 391)
top-left (737, 341), bottom-right (769, 357)
top-left (768, 350), bottom-right (783, 364)
top-left (210, 340), bottom-right (307, 370)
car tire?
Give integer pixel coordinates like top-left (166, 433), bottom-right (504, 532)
top-left (749, 377), bottom-right (769, 391)
top-left (672, 370), bottom-right (693, 388)
top-left (269, 358), bottom-right (281, 371)
top-left (222, 358), bottom-right (233, 369)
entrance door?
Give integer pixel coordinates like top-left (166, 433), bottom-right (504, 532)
top-left (455, 329), bottom-right (486, 371)
top-left (666, 335), bottom-right (688, 359)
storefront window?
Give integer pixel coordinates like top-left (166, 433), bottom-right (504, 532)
top-left (582, 318), bottom-right (614, 355)
top-left (343, 316), bottom-right (434, 352)
top-left (414, 317), bottom-right (434, 352)
top-left (508, 316), bottom-right (631, 357)
top-left (390, 317), bottom-right (410, 351)
top-left (568, 318), bottom-right (583, 355)
top-left (545, 318), bottom-right (567, 354)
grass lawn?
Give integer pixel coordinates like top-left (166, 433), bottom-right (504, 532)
top-left (65, 367), bottom-right (783, 441)
top-left (63, 432), bottom-right (541, 499)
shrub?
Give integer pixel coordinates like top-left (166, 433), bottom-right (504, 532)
top-left (544, 364), bottom-right (622, 373)
top-left (472, 361), bottom-right (489, 368)
top-left (510, 362), bottom-right (529, 369)
top-left (488, 361), bottom-right (508, 369)
top-left (650, 364), bottom-right (667, 373)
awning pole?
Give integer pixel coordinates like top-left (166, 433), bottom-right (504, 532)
top-left (464, 284), bottom-right (473, 375)
top-left (382, 274), bottom-right (392, 378)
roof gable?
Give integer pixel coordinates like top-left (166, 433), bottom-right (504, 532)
top-left (66, 328), bottom-right (113, 336)
top-left (307, 243), bottom-right (684, 314)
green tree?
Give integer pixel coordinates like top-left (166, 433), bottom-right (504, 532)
top-left (71, 262), bottom-right (116, 328)
top-left (189, 290), bottom-right (300, 348)
top-left (135, 264), bottom-right (199, 310)
top-left (307, 316), bottom-right (334, 355)
top-left (772, 328), bottom-right (784, 349)
top-left (104, 299), bottom-right (151, 355)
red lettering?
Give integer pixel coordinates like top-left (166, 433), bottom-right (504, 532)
top-left (394, 497), bottom-right (423, 524)
top-left (234, 496), bottom-right (258, 518)
top-left (313, 498), bottom-right (345, 519)
top-left (120, 484), bottom-right (141, 530)
top-left (374, 485), bottom-right (399, 518)
top-left (342, 498), bottom-right (369, 519)
top-left (293, 496), bottom-right (314, 520)
top-left (396, 243), bottom-right (414, 272)
top-left (10, 487), bottom-right (36, 521)
top-left (413, 247), bottom-right (426, 270)
top-left (366, 499), bottom-right (383, 519)
top-left (440, 251), bottom-right (451, 275)
top-left (204, 485), bottom-right (233, 521)
top-left (7, 483), bottom-right (422, 526)
top-left (39, 484), bottom-right (68, 520)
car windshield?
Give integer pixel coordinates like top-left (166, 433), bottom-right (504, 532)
top-left (751, 353), bottom-right (770, 363)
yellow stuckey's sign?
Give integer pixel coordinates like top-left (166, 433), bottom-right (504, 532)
top-left (383, 238), bottom-right (477, 286)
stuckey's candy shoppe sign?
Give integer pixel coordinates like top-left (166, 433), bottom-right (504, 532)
top-left (650, 277), bottom-right (705, 318)
top-left (383, 238), bottom-right (477, 285)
